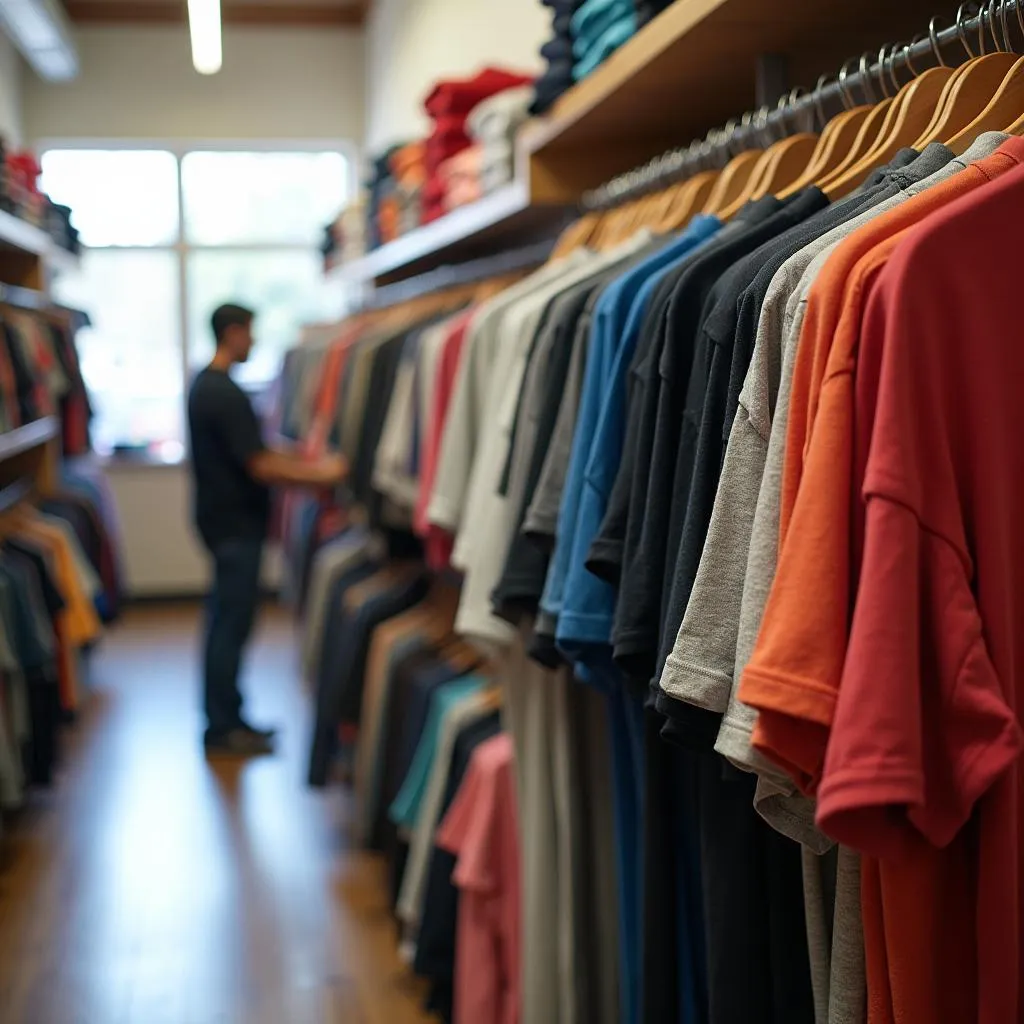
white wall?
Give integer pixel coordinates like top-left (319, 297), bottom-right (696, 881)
top-left (25, 25), bottom-right (364, 142)
top-left (0, 34), bottom-right (23, 146)
top-left (364, 0), bottom-right (548, 153)
top-left (25, 24), bottom-right (362, 596)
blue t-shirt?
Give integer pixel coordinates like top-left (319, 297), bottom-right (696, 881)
top-left (388, 675), bottom-right (484, 830)
top-left (543, 215), bottom-right (721, 663)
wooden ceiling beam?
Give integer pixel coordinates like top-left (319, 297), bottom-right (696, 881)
top-left (63, 2), bottom-right (368, 27)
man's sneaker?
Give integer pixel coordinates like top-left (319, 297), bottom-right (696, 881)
top-left (204, 726), bottom-right (276, 758)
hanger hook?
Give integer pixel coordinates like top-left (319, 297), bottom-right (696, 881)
top-left (784, 86), bottom-right (806, 133)
top-left (957, 3), bottom-right (977, 58)
top-left (992, 0), bottom-right (1009, 51)
top-left (838, 57), bottom-right (858, 109)
top-left (875, 45), bottom-right (892, 97)
top-left (858, 53), bottom-right (877, 103)
top-left (1017, 0), bottom-right (1024, 49)
top-left (928, 16), bottom-right (949, 65)
top-left (812, 74), bottom-right (832, 126)
top-left (886, 43), bottom-right (903, 92)
top-left (998, 0), bottom-right (1013, 52)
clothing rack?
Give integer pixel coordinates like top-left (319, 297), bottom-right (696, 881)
top-left (583, 0), bottom-right (1018, 210)
top-left (365, 239), bottom-right (555, 310)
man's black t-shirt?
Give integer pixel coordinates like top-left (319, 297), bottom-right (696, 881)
top-left (188, 367), bottom-right (270, 550)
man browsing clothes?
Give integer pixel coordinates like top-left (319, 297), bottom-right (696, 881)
top-left (188, 303), bottom-right (346, 757)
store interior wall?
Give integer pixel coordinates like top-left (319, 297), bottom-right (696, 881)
top-left (24, 26), bottom-right (365, 141)
top-left (0, 34), bottom-right (23, 146)
top-left (364, 0), bottom-right (547, 153)
top-left (22, 25), bottom-right (365, 597)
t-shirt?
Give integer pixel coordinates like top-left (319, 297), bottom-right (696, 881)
top-left (740, 137), bottom-right (1024, 791)
top-left (437, 732), bottom-right (521, 1024)
top-left (548, 216), bottom-right (722, 664)
top-left (658, 142), bottom-right (956, 789)
top-left (822, 162), bottom-right (1024, 1024)
top-left (611, 191), bottom-right (823, 688)
top-left (187, 367), bottom-right (270, 549)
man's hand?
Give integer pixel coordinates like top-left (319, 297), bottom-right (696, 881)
top-left (311, 453), bottom-right (348, 488)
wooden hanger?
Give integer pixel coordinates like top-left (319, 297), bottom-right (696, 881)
top-left (751, 133), bottom-right (819, 197)
top-left (778, 105), bottom-right (872, 198)
top-left (657, 169), bottom-right (719, 231)
top-left (550, 212), bottom-right (600, 260)
top-left (824, 66), bottom-right (953, 199)
top-left (945, 54), bottom-right (1024, 151)
top-left (702, 149), bottom-right (762, 216)
top-left (716, 132), bottom-right (817, 220)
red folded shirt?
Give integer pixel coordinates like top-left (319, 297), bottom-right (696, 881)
top-left (423, 67), bottom-right (535, 119)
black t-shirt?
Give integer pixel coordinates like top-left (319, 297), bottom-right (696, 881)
top-left (187, 367), bottom-right (270, 550)
top-left (656, 169), bottom-right (926, 743)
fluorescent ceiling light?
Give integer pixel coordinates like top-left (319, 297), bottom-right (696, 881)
top-left (0, 0), bottom-right (78, 81)
top-left (188, 0), bottom-right (223, 76)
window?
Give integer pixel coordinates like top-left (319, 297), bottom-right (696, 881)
top-left (41, 146), bottom-right (352, 460)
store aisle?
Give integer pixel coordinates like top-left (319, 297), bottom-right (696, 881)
top-left (0, 604), bottom-right (436, 1024)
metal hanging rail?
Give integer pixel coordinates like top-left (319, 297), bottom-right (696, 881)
top-left (583, 0), bottom-right (1018, 209)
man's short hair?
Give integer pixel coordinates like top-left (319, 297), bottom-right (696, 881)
top-left (211, 303), bottom-right (255, 344)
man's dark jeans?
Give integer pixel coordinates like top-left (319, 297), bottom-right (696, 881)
top-left (204, 538), bottom-right (263, 737)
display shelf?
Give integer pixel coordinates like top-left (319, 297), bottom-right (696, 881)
top-left (0, 417), bottom-right (60, 494)
top-left (523, 0), bottom-right (952, 199)
top-left (0, 418), bottom-right (59, 463)
top-left (0, 209), bottom-right (79, 285)
top-left (333, 181), bottom-right (573, 287)
top-left (0, 210), bottom-right (52, 257)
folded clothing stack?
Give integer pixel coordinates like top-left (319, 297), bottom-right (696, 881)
top-left (365, 145), bottom-right (402, 251)
top-left (422, 67), bottom-right (535, 222)
top-left (439, 146), bottom-right (485, 212)
top-left (530, 0), bottom-right (581, 116)
top-left (572, 0), bottom-right (637, 81)
top-left (466, 85), bottom-right (534, 194)
top-left (389, 141), bottom-right (427, 236)
top-left (634, 0), bottom-right (676, 28)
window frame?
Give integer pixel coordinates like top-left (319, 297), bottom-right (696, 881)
top-left (38, 137), bottom-right (356, 463)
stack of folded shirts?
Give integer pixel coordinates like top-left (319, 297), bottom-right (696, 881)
top-left (530, 0), bottom-right (581, 116)
top-left (634, 0), bottom-right (676, 28)
top-left (422, 67), bottom-right (535, 223)
top-left (467, 85), bottom-right (534, 194)
top-left (389, 141), bottom-right (427, 237)
top-left (572, 0), bottom-right (637, 81)
top-left (439, 146), bottom-right (485, 211)
top-left (364, 145), bottom-right (402, 251)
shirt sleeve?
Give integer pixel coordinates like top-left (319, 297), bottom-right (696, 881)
top-left (816, 494), bottom-right (1022, 856)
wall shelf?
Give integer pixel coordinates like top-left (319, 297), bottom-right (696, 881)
top-left (333, 181), bottom-right (572, 287)
top-left (523, 0), bottom-right (953, 200)
top-left (0, 418), bottom-right (59, 463)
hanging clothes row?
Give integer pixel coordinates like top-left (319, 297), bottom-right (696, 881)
top-left (0, 304), bottom-right (92, 457)
top-left (0, 498), bottom-right (108, 837)
top-left (283, 7), bottom-right (1024, 1022)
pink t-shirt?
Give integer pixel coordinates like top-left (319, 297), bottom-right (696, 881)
top-left (437, 733), bottom-right (520, 1024)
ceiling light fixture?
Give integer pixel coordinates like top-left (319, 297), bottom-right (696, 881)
top-left (0, 0), bottom-right (78, 81)
top-left (187, 0), bottom-right (222, 75)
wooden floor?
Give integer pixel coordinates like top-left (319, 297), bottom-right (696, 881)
top-left (0, 604), bottom-right (437, 1024)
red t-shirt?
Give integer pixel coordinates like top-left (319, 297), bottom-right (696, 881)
top-left (416, 310), bottom-right (473, 571)
top-left (436, 733), bottom-right (520, 1024)
top-left (820, 163), bottom-right (1024, 1023)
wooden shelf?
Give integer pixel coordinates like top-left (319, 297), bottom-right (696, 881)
top-left (333, 181), bottom-right (572, 287)
top-left (0, 209), bottom-right (79, 289)
top-left (523, 0), bottom-right (953, 199)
